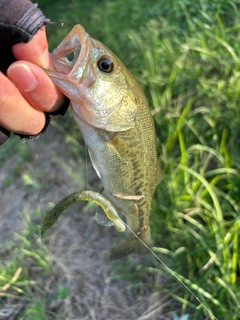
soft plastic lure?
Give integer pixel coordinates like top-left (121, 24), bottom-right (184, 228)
top-left (40, 190), bottom-right (126, 238)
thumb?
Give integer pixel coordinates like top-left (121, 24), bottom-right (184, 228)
top-left (12, 26), bottom-right (53, 68)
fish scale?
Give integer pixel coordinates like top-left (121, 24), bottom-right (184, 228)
top-left (44, 24), bottom-right (162, 259)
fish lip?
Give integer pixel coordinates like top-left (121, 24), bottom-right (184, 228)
top-left (51, 24), bottom-right (91, 82)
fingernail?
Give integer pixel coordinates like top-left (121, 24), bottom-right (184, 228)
top-left (44, 48), bottom-right (51, 67)
top-left (8, 64), bottom-right (37, 92)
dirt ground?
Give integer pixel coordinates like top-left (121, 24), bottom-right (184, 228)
top-left (0, 121), bottom-right (172, 320)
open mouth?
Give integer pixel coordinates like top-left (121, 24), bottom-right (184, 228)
top-left (50, 25), bottom-right (91, 80)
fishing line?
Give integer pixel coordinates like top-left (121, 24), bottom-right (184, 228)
top-left (84, 144), bottom-right (89, 189)
top-left (119, 218), bottom-right (219, 320)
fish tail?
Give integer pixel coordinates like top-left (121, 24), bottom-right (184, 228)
top-left (110, 226), bottom-right (152, 260)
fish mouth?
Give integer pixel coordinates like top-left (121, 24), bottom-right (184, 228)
top-left (50, 24), bottom-right (91, 82)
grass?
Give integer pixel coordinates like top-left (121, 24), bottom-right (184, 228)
top-left (0, 209), bottom-right (64, 320)
top-left (1, 0), bottom-right (240, 319)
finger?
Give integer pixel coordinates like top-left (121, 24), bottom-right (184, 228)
top-left (12, 26), bottom-right (51, 68)
top-left (12, 27), bottom-right (65, 112)
top-left (7, 61), bottom-right (64, 112)
top-left (0, 72), bottom-right (45, 135)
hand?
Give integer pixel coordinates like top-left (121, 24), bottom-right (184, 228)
top-left (0, 26), bottom-right (65, 135)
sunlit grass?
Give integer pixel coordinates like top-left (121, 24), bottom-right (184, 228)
top-left (0, 207), bottom-right (71, 319)
top-left (0, 210), bottom-right (50, 319)
top-left (123, 2), bottom-right (240, 317)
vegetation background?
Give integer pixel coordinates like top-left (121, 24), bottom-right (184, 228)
top-left (1, 0), bottom-right (240, 319)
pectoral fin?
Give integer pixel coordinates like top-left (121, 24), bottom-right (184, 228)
top-left (105, 134), bottom-right (132, 160)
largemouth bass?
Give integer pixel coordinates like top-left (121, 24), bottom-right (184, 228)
top-left (45, 24), bottom-right (161, 259)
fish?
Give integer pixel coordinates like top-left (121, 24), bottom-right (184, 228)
top-left (44, 24), bottom-right (162, 259)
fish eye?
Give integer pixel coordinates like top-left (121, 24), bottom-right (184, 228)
top-left (97, 56), bottom-right (114, 73)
